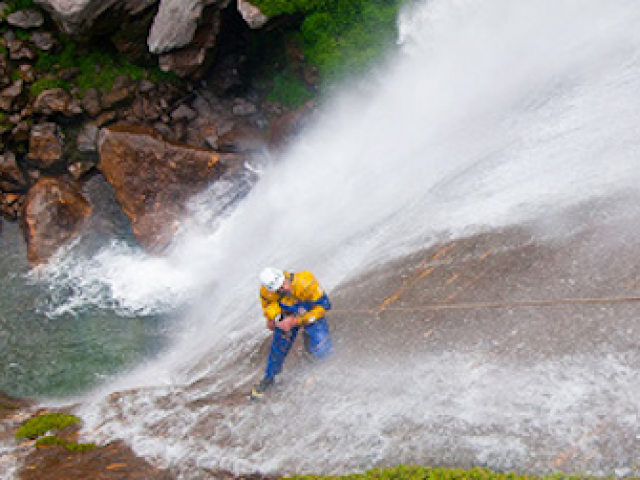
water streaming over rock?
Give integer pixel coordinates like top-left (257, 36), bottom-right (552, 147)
top-left (6, 0), bottom-right (640, 477)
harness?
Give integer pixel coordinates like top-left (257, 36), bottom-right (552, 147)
top-left (278, 293), bottom-right (332, 317)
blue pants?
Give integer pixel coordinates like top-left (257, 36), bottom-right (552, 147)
top-left (265, 318), bottom-right (333, 380)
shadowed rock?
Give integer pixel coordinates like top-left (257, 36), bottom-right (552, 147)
top-left (97, 125), bottom-right (222, 251)
top-left (21, 176), bottom-right (93, 265)
top-left (34, 0), bottom-right (157, 35)
top-left (28, 122), bottom-right (64, 169)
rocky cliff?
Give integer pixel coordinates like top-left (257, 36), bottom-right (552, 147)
top-left (0, 0), bottom-right (317, 264)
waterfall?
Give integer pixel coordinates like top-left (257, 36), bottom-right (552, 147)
top-left (24, 0), bottom-right (640, 476)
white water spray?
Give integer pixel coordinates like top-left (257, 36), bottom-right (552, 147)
top-left (35, 0), bottom-right (640, 476)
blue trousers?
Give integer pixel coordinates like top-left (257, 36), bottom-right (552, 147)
top-left (265, 318), bottom-right (333, 380)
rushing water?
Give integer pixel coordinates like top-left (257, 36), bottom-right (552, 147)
top-left (4, 0), bottom-right (640, 476)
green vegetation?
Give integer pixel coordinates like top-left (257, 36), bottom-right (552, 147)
top-left (267, 67), bottom-right (314, 107)
top-left (15, 412), bottom-right (96, 452)
top-left (34, 435), bottom-right (97, 451)
top-left (15, 412), bottom-right (80, 439)
top-left (30, 36), bottom-right (179, 96)
top-left (251, 0), bottom-right (404, 82)
top-left (285, 466), bottom-right (633, 480)
top-left (0, 2), bottom-right (180, 98)
top-left (6, 0), bottom-right (35, 14)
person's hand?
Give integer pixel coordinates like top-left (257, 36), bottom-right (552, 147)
top-left (278, 315), bottom-right (299, 332)
top-left (266, 319), bottom-right (276, 331)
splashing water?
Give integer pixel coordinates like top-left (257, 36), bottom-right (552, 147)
top-left (25, 0), bottom-right (640, 476)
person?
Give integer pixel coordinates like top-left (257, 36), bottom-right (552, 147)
top-left (250, 267), bottom-right (333, 400)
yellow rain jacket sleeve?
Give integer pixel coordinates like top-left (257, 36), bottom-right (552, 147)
top-left (259, 271), bottom-right (331, 326)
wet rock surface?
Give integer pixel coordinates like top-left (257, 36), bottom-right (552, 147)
top-left (21, 176), bottom-right (93, 264)
top-left (97, 125), bottom-right (223, 250)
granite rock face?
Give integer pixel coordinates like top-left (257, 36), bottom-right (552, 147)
top-left (97, 125), bottom-right (223, 251)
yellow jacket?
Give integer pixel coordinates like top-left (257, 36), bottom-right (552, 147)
top-left (260, 271), bottom-right (331, 326)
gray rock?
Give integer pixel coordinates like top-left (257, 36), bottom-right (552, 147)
top-left (30, 31), bottom-right (57, 51)
top-left (76, 123), bottom-right (100, 152)
top-left (237, 0), bottom-right (268, 29)
top-left (232, 98), bottom-right (257, 116)
top-left (0, 80), bottom-right (23, 112)
top-left (148, 0), bottom-right (229, 54)
top-left (7, 39), bottom-right (37, 60)
top-left (171, 103), bottom-right (197, 122)
top-left (82, 88), bottom-right (102, 117)
top-left (34, 0), bottom-right (157, 35)
top-left (7, 9), bottom-right (44, 29)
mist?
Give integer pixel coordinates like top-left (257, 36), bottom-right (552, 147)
top-left (28, 0), bottom-right (640, 476)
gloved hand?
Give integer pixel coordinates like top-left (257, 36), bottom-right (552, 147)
top-left (277, 314), bottom-right (299, 332)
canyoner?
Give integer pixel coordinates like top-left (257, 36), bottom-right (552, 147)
top-left (251, 268), bottom-right (334, 400)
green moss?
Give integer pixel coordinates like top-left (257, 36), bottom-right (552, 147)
top-left (251, 0), bottom-right (404, 86)
top-left (15, 412), bottom-right (80, 440)
top-left (6, 0), bottom-right (35, 14)
top-left (284, 466), bottom-right (626, 480)
top-left (35, 435), bottom-right (96, 451)
top-left (31, 35), bottom-right (181, 96)
top-left (29, 77), bottom-right (69, 97)
top-left (268, 68), bottom-right (314, 107)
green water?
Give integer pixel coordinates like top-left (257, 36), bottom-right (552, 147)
top-left (0, 221), bottom-right (170, 399)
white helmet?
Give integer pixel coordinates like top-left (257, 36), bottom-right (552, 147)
top-left (260, 267), bottom-right (285, 291)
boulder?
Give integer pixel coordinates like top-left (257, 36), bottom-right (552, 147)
top-left (0, 80), bottom-right (23, 112)
top-left (27, 122), bottom-right (64, 169)
top-left (34, 0), bottom-right (157, 36)
top-left (0, 152), bottom-right (27, 192)
top-left (33, 88), bottom-right (83, 117)
top-left (30, 31), bottom-right (57, 51)
top-left (81, 88), bottom-right (102, 117)
top-left (156, 5), bottom-right (222, 78)
top-left (148, 0), bottom-right (229, 54)
top-left (237, 0), bottom-right (268, 29)
top-left (7, 39), bottom-right (37, 61)
top-left (97, 125), bottom-right (222, 250)
top-left (7, 9), bottom-right (45, 29)
top-left (21, 176), bottom-right (93, 265)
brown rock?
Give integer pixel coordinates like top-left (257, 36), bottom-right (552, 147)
top-left (11, 119), bottom-right (31, 143)
top-left (0, 54), bottom-right (11, 89)
top-left (28, 122), bottom-right (64, 169)
top-left (0, 151), bottom-right (27, 192)
top-left (21, 177), bottom-right (93, 265)
top-left (17, 64), bottom-right (36, 83)
top-left (216, 124), bottom-right (267, 153)
top-left (101, 87), bottom-right (131, 109)
top-left (7, 39), bottom-right (37, 61)
top-left (0, 80), bottom-right (23, 112)
top-left (97, 125), bottom-right (222, 251)
top-left (33, 88), bottom-right (71, 116)
top-left (268, 100), bottom-right (316, 150)
top-left (81, 88), bottom-right (102, 117)
top-left (1, 191), bottom-right (24, 220)
top-left (94, 110), bottom-right (117, 127)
